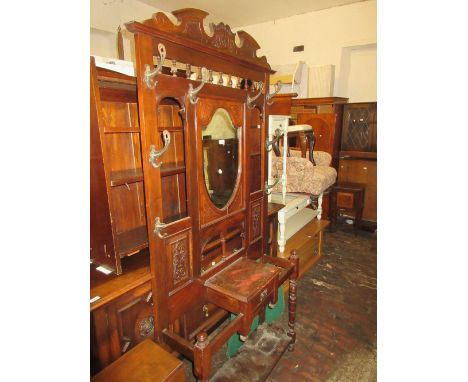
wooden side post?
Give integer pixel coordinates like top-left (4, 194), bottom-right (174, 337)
top-left (288, 249), bottom-right (299, 351)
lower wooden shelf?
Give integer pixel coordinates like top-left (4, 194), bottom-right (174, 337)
top-left (115, 225), bottom-right (149, 258)
top-left (110, 168), bottom-right (143, 187)
top-left (277, 218), bottom-right (329, 281)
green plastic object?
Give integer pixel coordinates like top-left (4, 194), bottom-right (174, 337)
top-left (226, 285), bottom-right (285, 358)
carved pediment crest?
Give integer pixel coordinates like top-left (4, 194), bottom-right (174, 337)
top-left (137, 8), bottom-right (270, 70)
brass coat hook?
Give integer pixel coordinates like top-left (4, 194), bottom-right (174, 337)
top-left (266, 80), bottom-right (282, 105)
top-left (144, 43), bottom-right (166, 89)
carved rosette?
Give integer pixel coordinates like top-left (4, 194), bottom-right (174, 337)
top-left (172, 237), bottom-right (189, 284)
top-left (138, 316), bottom-right (154, 338)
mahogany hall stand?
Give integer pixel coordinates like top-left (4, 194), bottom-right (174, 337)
top-left (116, 9), bottom-right (301, 381)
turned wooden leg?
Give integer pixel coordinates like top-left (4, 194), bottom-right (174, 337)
top-left (288, 249), bottom-right (299, 351)
top-left (317, 193), bottom-right (323, 220)
top-left (193, 332), bottom-right (210, 382)
top-left (278, 215), bottom-right (286, 253)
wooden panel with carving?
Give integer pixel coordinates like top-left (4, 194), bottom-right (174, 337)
top-left (165, 230), bottom-right (193, 291)
top-left (250, 199), bottom-right (263, 242)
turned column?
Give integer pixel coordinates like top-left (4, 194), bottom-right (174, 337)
top-left (288, 249), bottom-right (299, 351)
top-left (194, 331), bottom-right (210, 382)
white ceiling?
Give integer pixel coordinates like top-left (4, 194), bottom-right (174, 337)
top-left (139, 0), bottom-right (368, 28)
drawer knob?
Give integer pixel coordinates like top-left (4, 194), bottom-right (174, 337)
top-left (363, 167), bottom-right (367, 170)
top-left (260, 289), bottom-right (268, 302)
top-left (202, 304), bottom-right (209, 317)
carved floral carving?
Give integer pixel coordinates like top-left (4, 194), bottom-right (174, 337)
top-left (172, 238), bottom-right (188, 283)
top-left (251, 202), bottom-right (261, 239)
top-left (197, 99), bottom-right (243, 127)
top-left (210, 22), bottom-right (236, 51)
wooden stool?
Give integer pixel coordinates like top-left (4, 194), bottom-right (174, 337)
top-left (91, 339), bottom-right (185, 382)
top-left (330, 182), bottom-right (365, 235)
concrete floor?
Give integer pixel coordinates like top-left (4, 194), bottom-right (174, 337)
top-left (185, 218), bottom-right (377, 381)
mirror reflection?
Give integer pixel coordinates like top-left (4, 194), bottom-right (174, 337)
top-left (202, 108), bottom-right (239, 209)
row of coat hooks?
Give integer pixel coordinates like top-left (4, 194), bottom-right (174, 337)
top-left (145, 43), bottom-right (281, 107)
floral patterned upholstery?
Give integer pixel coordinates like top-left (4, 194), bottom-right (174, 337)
top-left (271, 150), bottom-right (337, 196)
top-left (289, 149), bottom-right (332, 166)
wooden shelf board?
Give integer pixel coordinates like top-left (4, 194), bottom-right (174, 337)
top-left (158, 125), bottom-right (184, 132)
top-left (165, 212), bottom-right (188, 224)
top-left (291, 97), bottom-right (349, 106)
top-left (339, 150), bottom-right (377, 160)
top-left (110, 168), bottom-right (143, 187)
top-left (115, 225), bottom-right (149, 258)
top-left (90, 249), bottom-right (150, 311)
top-left (96, 67), bottom-right (136, 84)
top-left (104, 126), bottom-right (140, 133)
top-left (160, 163), bottom-right (186, 177)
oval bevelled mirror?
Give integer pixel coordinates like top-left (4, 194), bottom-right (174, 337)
top-left (202, 108), bottom-right (239, 209)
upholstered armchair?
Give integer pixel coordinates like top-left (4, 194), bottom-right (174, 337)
top-left (266, 120), bottom-right (337, 253)
top-left (270, 141), bottom-right (337, 220)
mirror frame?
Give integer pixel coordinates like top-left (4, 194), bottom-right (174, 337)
top-left (201, 107), bottom-right (242, 211)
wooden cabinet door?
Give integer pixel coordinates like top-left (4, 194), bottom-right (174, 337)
top-left (297, 113), bottom-right (337, 155)
top-left (341, 103), bottom-right (377, 152)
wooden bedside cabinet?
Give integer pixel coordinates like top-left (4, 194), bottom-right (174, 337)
top-left (329, 182), bottom-right (365, 235)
